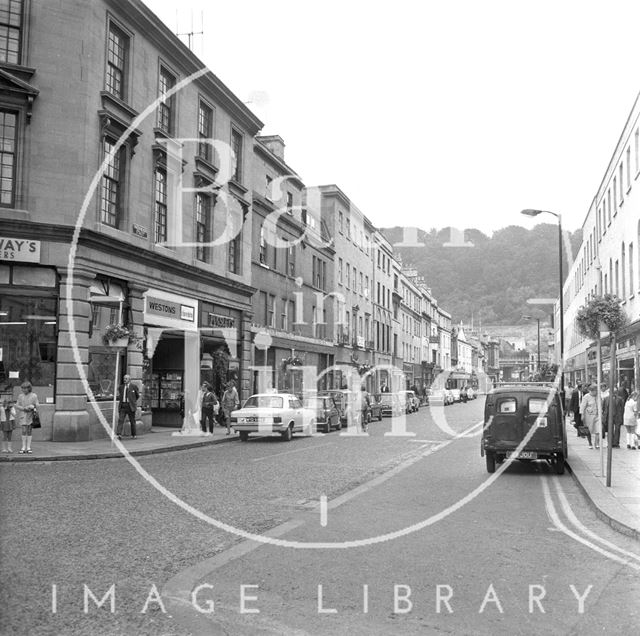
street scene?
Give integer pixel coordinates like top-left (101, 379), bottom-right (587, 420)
top-left (2, 403), bottom-right (639, 635)
top-left (1, 0), bottom-right (640, 634)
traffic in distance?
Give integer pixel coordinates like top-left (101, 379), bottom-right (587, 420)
top-left (229, 383), bottom-right (481, 442)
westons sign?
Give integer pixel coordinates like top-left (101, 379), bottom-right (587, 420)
top-left (0, 237), bottom-right (41, 263)
top-left (146, 296), bottom-right (195, 322)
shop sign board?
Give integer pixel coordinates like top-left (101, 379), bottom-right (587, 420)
top-left (143, 289), bottom-right (198, 331)
top-left (146, 296), bottom-right (195, 322)
top-left (0, 237), bottom-right (40, 263)
top-left (208, 313), bottom-right (235, 329)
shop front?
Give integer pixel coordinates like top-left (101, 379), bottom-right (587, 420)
top-left (250, 329), bottom-right (334, 396)
top-left (0, 260), bottom-right (58, 438)
top-left (142, 289), bottom-right (199, 428)
top-left (616, 333), bottom-right (638, 391)
top-left (199, 303), bottom-right (243, 399)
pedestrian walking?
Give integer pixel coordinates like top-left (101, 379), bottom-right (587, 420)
top-left (200, 382), bottom-right (219, 435)
top-left (579, 384), bottom-right (600, 449)
top-left (221, 380), bottom-right (239, 435)
top-left (602, 388), bottom-right (625, 448)
top-left (623, 391), bottom-right (638, 450)
top-left (1, 398), bottom-right (17, 453)
top-left (618, 381), bottom-right (630, 405)
top-left (15, 381), bottom-right (39, 454)
top-left (116, 374), bottom-right (140, 439)
top-left (568, 382), bottom-right (584, 437)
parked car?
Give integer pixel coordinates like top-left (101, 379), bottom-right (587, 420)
top-left (378, 393), bottom-right (403, 417)
top-left (450, 388), bottom-right (461, 403)
top-left (398, 390), bottom-right (420, 412)
top-left (303, 394), bottom-right (341, 433)
top-left (429, 389), bottom-right (446, 405)
top-left (466, 387), bottom-right (476, 400)
top-left (231, 393), bottom-right (315, 442)
top-left (443, 389), bottom-right (455, 405)
top-left (324, 389), bottom-right (351, 425)
top-left (481, 383), bottom-right (567, 474)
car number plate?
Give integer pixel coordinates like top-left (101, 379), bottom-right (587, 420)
top-left (507, 451), bottom-right (537, 459)
top-left (242, 416), bottom-right (257, 423)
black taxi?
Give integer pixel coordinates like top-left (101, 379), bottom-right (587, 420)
top-left (481, 383), bottom-right (567, 474)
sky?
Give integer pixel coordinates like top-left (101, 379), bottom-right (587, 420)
top-left (144, 0), bottom-right (640, 235)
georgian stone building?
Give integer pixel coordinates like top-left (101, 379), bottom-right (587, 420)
top-left (0, 0), bottom-right (261, 440)
top-left (249, 136), bottom-right (335, 394)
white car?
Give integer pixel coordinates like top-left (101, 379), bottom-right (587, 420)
top-left (230, 393), bottom-right (315, 442)
top-left (466, 387), bottom-right (476, 400)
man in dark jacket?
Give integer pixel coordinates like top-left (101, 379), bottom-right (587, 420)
top-left (602, 388), bottom-right (625, 448)
top-left (568, 383), bottom-right (584, 437)
top-left (116, 374), bottom-right (140, 439)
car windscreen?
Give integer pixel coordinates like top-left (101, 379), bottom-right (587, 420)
top-left (243, 396), bottom-right (283, 409)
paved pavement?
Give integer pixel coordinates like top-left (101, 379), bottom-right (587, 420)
top-left (2, 418), bottom-right (639, 541)
top-left (0, 424), bottom-right (236, 460)
top-left (565, 421), bottom-right (640, 541)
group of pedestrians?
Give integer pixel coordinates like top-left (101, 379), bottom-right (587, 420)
top-left (568, 381), bottom-right (638, 450)
top-left (198, 380), bottom-right (239, 436)
top-left (1, 381), bottom-right (40, 454)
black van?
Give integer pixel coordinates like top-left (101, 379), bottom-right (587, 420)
top-left (481, 383), bottom-right (567, 474)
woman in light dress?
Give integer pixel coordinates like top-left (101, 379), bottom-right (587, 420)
top-left (580, 384), bottom-right (600, 449)
top-left (623, 390), bottom-right (638, 450)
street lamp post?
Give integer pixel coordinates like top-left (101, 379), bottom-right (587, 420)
top-left (523, 315), bottom-right (541, 374)
top-left (521, 209), bottom-right (564, 401)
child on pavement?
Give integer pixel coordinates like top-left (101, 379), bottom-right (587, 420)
top-left (1, 399), bottom-right (17, 453)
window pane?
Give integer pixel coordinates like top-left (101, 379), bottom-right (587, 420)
top-left (0, 109), bottom-right (16, 206)
top-left (528, 398), bottom-right (548, 414)
top-left (498, 398), bottom-right (517, 413)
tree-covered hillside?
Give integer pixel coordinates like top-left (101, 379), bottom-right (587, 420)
top-left (382, 224), bottom-right (582, 325)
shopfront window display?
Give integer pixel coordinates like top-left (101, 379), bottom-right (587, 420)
top-left (0, 295), bottom-right (57, 401)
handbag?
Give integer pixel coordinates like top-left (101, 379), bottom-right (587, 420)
top-left (31, 409), bottom-right (42, 428)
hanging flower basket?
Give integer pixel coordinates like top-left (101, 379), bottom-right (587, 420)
top-left (282, 356), bottom-right (303, 370)
top-left (102, 324), bottom-right (133, 346)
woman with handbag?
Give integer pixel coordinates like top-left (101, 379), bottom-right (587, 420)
top-left (15, 381), bottom-right (39, 454)
top-left (579, 384), bottom-right (600, 449)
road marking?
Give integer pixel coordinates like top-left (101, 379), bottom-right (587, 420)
top-left (252, 442), bottom-right (334, 462)
top-left (541, 476), bottom-right (640, 571)
top-left (320, 495), bottom-right (328, 527)
top-left (551, 476), bottom-right (640, 563)
top-left (408, 439), bottom-right (445, 443)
